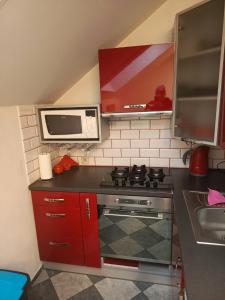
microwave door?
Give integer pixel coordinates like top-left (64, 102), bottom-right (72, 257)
top-left (41, 110), bottom-right (88, 139)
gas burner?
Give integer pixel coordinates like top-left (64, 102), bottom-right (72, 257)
top-left (148, 168), bottom-right (165, 182)
top-left (111, 167), bottom-right (129, 186)
top-left (129, 165), bottom-right (147, 186)
top-left (131, 164), bottom-right (147, 174)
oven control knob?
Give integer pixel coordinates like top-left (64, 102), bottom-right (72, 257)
top-left (147, 200), bottom-right (152, 206)
top-left (115, 198), bottom-right (119, 204)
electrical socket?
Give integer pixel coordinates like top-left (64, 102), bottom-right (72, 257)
top-left (80, 156), bottom-right (89, 165)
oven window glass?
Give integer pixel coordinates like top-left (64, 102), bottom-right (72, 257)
top-left (98, 209), bottom-right (172, 264)
top-left (45, 115), bottom-right (82, 135)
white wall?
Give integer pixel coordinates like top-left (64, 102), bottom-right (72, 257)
top-left (56, 0), bottom-right (202, 105)
top-left (0, 106), bottom-right (41, 279)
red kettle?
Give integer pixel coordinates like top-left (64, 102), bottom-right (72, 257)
top-left (182, 146), bottom-right (209, 176)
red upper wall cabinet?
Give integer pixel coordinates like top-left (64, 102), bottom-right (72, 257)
top-left (98, 43), bottom-right (174, 116)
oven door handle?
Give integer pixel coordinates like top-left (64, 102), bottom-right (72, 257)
top-left (103, 209), bottom-right (164, 220)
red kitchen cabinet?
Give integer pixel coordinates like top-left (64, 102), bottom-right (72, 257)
top-left (31, 191), bottom-right (101, 268)
top-left (80, 193), bottom-right (101, 268)
top-left (32, 191), bottom-right (84, 265)
top-left (98, 43), bottom-right (174, 115)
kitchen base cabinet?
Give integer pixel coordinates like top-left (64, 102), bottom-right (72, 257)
top-left (80, 193), bottom-right (101, 268)
top-left (31, 191), bottom-right (101, 268)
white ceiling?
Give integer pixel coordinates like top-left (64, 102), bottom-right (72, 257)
top-left (0, 0), bottom-right (166, 106)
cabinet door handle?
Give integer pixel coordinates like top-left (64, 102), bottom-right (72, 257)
top-left (85, 198), bottom-right (91, 220)
top-left (45, 213), bottom-right (66, 218)
top-left (49, 241), bottom-right (70, 247)
top-left (44, 197), bottom-right (64, 203)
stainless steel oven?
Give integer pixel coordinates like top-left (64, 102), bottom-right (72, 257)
top-left (97, 194), bottom-right (172, 265)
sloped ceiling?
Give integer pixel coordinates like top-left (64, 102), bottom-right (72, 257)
top-left (0, 0), bottom-right (166, 106)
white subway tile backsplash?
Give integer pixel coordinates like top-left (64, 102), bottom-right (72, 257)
top-left (140, 130), bottom-right (159, 139)
top-left (131, 139), bottom-right (149, 148)
top-left (109, 130), bottom-right (121, 139)
top-left (121, 130), bottom-right (139, 139)
top-left (131, 157), bottom-right (150, 166)
top-left (150, 158), bottom-right (170, 167)
top-left (170, 139), bottom-right (189, 149)
top-left (29, 169), bottom-right (40, 184)
top-left (27, 115), bottom-right (37, 126)
top-left (89, 148), bottom-right (104, 157)
top-left (209, 149), bottom-right (224, 159)
top-left (151, 119), bottom-right (171, 129)
top-left (140, 149), bottom-right (159, 158)
top-left (122, 149), bottom-right (139, 157)
top-left (160, 129), bottom-right (172, 139)
top-left (20, 116), bottom-right (28, 128)
top-left (104, 149), bottom-right (121, 157)
top-left (150, 139), bottom-right (170, 148)
top-left (22, 127), bottom-right (37, 140)
top-left (112, 140), bottom-right (130, 149)
top-left (111, 120), bottom-right (130, 130)
top-left (213, 159), bottom-right (225, 169)
top-left (33, 159), bottom-right (39, 170)
top-left (77, 156), bottom-right (95, 166)
top-left (27, 161), bottom-right (34, 173)
top-left (170, 158), bottom-right (187, 168)
top-left (97, 140), bottom-right (112, 149)
top-left (95, 157), bottom-right (113, 166)
top-left (30, 137), bottom-right (39, 149)
top-left (25, 148), bottom-right (39, 163)
top-left (113, 158), bottom-right (130, 166)
top-left (160, 149), bottom-right (180, 158)
top-left (131, 120), bottom-right (149, 129)
top-left (23, 140), bottom-right (31, 152)
top-left (18, 112), bottom-right (225, 171)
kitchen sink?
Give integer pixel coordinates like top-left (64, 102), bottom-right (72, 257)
top-left (183, 190), bottom-right (225, 246)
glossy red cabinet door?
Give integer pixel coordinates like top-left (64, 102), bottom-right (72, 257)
top-left (80, 193), bottom-right (101, 268)
top-left (99, 43), bottom-right (174, 113)
top-left (32, 191), bottom-right (84, 265)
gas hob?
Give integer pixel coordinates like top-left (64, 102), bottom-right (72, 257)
top-left (100, 165), bottom-right (173, 195)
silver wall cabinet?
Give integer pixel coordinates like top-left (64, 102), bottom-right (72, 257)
top-left (173, 0), bottom-right (225, 146)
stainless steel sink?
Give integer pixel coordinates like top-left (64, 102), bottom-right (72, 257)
top-left (183, 190), bottom-right (225, 246)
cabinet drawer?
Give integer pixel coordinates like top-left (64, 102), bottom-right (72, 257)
top-left (38, 236), bottom-right (84, 265)
top-left (32, 191), bottom-right (80, 209)
top-left (33, 205), bottom-right (82, 239)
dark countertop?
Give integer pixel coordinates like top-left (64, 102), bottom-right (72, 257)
top-left (29, 166), bottom-right (225, 300)
top-left (29, 166), bottom-right (172, 198)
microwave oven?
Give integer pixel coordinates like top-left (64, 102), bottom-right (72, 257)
top-left (37, 105), bottom-right (109, 143)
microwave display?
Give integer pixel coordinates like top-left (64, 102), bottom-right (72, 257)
top-left (45, 115), bottom-right (82, 135)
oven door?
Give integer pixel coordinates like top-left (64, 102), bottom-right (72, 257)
top-left (98, 206), bottom-right (172, 264)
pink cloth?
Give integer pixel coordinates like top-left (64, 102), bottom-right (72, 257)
top-left (208, 188), bottom-right (225, 205)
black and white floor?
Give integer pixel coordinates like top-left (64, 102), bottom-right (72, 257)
top-left (28, 268), bottom-right (179, 300)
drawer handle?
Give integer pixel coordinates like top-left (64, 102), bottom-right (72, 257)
top-left (86, 198), bottom-right (91, 220)
top-left (45, 213), bottom-right (66, 218)
top-left (49, 241), bottom-right (70, 247)
top-left (44, 197), bottom-right (64, 203)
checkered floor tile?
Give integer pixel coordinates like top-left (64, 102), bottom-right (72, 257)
top-left (27, 268), bottom-right (179, 300)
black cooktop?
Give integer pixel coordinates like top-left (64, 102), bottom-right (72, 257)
top-left (100, 165), bottom-right (173, 192)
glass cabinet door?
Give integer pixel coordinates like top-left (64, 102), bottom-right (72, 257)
top-left (173, 0), bottom-right (225, 145)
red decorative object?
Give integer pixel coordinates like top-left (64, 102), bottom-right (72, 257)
top-left (53, 164), bottom-right (64, 174)
top-left (53, 155), bottom-right (78, 174)
top-left (98, 43), bottom-right (174, 113)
